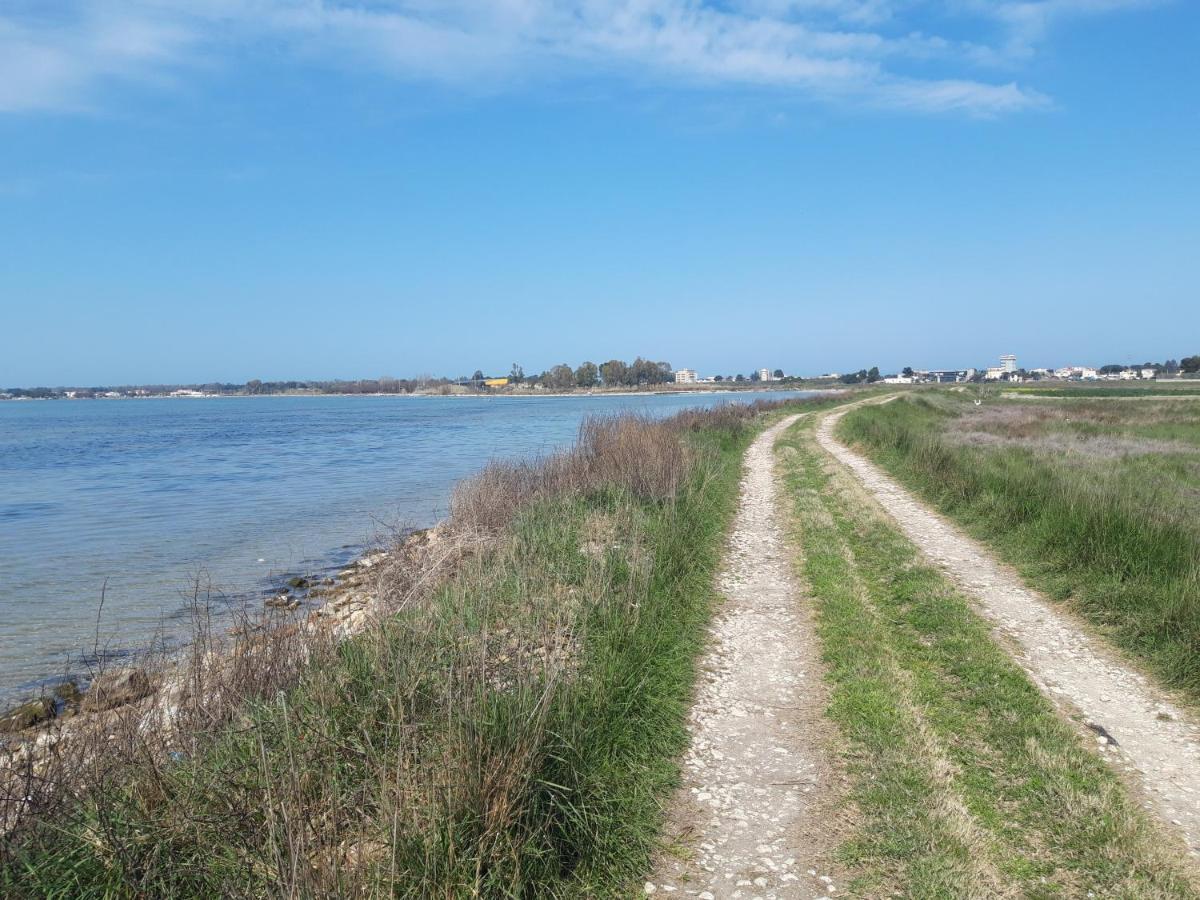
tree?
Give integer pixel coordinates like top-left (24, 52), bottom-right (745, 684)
top-left (867, 366), bottom-right (881, 383)
top-left (773, 369), bottom-right (784, 379)
top-left (629, 357), bottom-right (672, 386)
top-left (1100, 364), bottom-right (1125, 375)
top-left (734, 374), bottom-right (745, 383)
top-left (1182, 356), bottom-right (1200, 374)
top-left (1164, 359), bottom-right (1180, 374)
top-left (902, 366), bottom-right (914, 378)
top-left (575, 361), bottom-right (599, 388)
top-left (714, 375), bottom-right (724, 382)
top-left (509, 363), bottom-right (525, 384)
top-left (600, 359), bottom-right (629, 386)
top-left (246, 379), bottom-right (264, 395)
top-left (472, 370), bottom-right (485, 382)
top-left (547, 364), bottom-right (575, 391)
top-left (750, 371), bottom-right (761, 382)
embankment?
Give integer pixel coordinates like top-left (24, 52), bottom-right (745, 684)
top-left (0, 395), bottom-right (836, 896)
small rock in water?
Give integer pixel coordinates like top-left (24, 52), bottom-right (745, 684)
top-left (0, 697), bottom-right (55, 732)
top-left (83, 667), bottom-right (153, 712)
top-left (53, 679), bottom-right (83, 705)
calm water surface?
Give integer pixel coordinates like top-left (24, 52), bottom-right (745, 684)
top-left (0, 391), bottom-right (818, 703)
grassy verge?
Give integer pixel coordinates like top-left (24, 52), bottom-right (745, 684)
top-left (777, 415), bottom-right (1198, 898)
top-left (0, 399), bottom-right (834, 897)
top-left (837, 395), bottom-right (1200, 700)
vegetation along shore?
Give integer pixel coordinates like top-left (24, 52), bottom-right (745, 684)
top-left (0, 395), bottom-right (843, 895)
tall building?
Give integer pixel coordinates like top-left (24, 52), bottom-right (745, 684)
top-left (1000, 354), bottom-right (1017, 374)
top-left (758, 368), bottom-right (772, 382)
top-left (673, 369), bottom-right (698, 384)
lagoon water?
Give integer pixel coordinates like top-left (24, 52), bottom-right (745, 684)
top-left (0, 390), bottom-right (817, 704)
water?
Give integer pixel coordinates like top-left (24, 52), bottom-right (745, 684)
top-left (0, 391), bottom-right (818, 704)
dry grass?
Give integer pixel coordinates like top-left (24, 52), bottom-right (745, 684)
top-left (450, 414), bottom-right (689, 533)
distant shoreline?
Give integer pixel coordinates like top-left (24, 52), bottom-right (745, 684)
top-left (1, 385), bottom-right (838, 402)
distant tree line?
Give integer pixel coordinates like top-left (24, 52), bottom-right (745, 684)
top-left (839, 367), bottom-right (882, 385)
top-left (13, 352), bottom-right (1192, 400)
top-left (496, 357), bottom-right (674, 390)
top-left (1099, 360), bottom-right (1182, 375)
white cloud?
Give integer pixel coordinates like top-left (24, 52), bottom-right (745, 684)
top-left (0, 0), bottom-right (1165, 116)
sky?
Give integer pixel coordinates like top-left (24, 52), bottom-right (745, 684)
top-left (1, 1), bottom-right (1197, 385)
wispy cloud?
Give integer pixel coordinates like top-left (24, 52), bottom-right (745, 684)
top-left (0, 1), bottom-right (1162, 116)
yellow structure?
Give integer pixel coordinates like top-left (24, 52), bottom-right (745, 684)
top-left (484, 378), bottom-right (510, 387)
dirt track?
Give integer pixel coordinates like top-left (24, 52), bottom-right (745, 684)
top-left (648, 414), bottom-right (835, 899)
top-left (817, 405), bottom-right (1200, 859)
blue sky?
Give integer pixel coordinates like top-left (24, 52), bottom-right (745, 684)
top-left (1, 0), bottom-right (1197, 385)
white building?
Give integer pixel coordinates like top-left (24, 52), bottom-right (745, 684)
top-left (1141, 367), bottom-right (1157, 380)
top-left (1055, 366), bottom-right (1099, 380)
top-left (1000, 354), bottom-right (1017, 374)
top-left (673, 369), bottom-right (698, 384)
top-left (758, 368), bottom-right (774, 382)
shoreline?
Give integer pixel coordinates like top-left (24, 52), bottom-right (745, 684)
top-left (0, 525), bottom-right (432, 789)
top-left (0, 385), bottom-right (836, 402)
top-left (0, 389), bottom-right (840, 728)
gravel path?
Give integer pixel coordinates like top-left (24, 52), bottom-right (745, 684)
top-left (648, 414), bottom-right (836, 900)
top-left (817, 406), bottom-right (1200, 858)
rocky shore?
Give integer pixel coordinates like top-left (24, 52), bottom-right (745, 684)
top-left (0, 522), bottom-right (464, 835)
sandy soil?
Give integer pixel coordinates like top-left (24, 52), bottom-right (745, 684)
top-left (817, 406), bottom-right (1200, 859)
top-left (647, 414), bottom-right (839, 899)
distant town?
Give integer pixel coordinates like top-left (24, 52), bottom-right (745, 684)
top-left (3, 353), bottom-right (1197, 400)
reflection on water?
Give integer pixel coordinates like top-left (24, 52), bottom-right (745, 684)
top-left (0, 391), bottom-right (817, 701)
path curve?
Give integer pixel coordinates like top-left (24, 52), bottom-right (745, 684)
top-left (817, 405), bottom-right (1200, 857)
top-left (647, 414), bottom-right (835, 899)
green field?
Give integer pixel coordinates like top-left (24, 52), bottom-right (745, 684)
top-left (839, 392), bottom-right (1200, 699)
top-left (1004, 382), bottom-right (1200, 398)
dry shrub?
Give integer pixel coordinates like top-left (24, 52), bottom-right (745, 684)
top-left (0, 595), bottom-right (333, 838)
top-left (451, 414), bottom-right (689, 533)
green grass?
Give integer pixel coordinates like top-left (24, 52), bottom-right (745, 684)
top-left (0, 410), bottom-right (785, 897)
top-left (777, 416), bottom-right (1198, 898)
top-left (1007, 385), bottom-right (1200, 397)
top-left (837, 395), bottom-right (1200, 700)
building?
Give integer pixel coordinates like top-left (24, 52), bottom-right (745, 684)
top-left (758, 368), bottom-right (774, 382)
top-left (1055, 366), bottom-right (1099, 380)
top-left (483, 378), bottom-right (509, 388)
top-left (1000, 354), bottom-right (1017, 374)
top-left (917, 369), bottom-right (975, 383)
top-left (1141, 368), bottom-right (1157, 380)
top-left (673, 369), bottom-right (698, 384)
